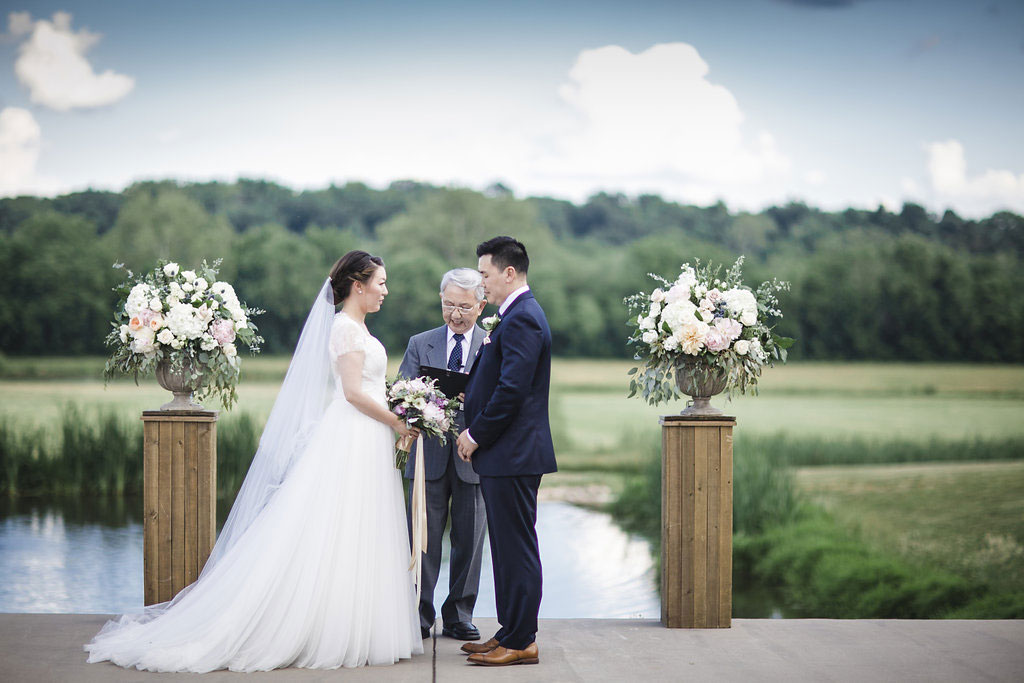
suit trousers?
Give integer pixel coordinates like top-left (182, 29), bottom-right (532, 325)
top-left (408, 456), bottom-right (487, 630)
top-left (479, 474), bottom-right (543, 651)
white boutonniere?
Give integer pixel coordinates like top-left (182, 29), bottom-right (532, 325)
top-left (481, 315), bottom-right (501, 345)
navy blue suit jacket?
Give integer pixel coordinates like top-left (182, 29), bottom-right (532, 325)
top-left (464, 291), bottom-right (558, 477)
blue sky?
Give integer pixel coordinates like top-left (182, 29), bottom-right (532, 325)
top-left (1, 0), bottom-right (1022, 216)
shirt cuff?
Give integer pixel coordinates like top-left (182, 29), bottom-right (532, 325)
top-left (466, 431), bottom-right (477, 445)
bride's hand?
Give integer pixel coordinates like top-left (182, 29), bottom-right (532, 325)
top-left (392, 416), bottom-right (419, 440)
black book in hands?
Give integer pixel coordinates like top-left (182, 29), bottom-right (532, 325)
top-left (419, 364), bottom-right (469, 399)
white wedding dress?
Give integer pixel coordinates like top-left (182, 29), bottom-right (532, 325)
top-left (85, 311), bottom-right (423, 672)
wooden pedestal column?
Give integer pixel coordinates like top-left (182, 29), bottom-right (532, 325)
top-left (660, 414), bottom-right (735, 628)
top-left (141, 409), bottom-right (218, 605)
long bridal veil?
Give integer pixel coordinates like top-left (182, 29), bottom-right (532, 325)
top-left (124, 277), bottom-right (336, 622)
top-left (205, 277), bottom-right (335, 570)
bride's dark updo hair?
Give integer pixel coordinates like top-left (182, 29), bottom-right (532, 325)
top-left (329, 250), bottom-right (385, 303)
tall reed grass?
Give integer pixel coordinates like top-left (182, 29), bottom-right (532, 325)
top-left (0, 407), bottom-right (261, 499)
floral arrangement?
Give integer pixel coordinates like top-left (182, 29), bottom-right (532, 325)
top-left (104, 259), bottom-right (264, 410)
top-left (625, 256), bottom-right (794, 405)
top-left (387, 376), bottom-right (461, 469)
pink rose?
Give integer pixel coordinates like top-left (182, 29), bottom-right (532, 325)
top-left (714, 317), bottom-right (742, 341)
top-left (210, 319), bottom-right (236, 345)
top-left (704, 328), bottom-right (729, 353)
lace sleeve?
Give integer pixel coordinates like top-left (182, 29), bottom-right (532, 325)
top-left (330, 315), bottom-right (366, 359)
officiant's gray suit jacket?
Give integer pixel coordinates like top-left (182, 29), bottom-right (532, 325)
top-left (398, 323), bottom-right (485, 483)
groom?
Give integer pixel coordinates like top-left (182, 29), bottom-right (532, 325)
top-left (456, 236), bottom-right (557, 667)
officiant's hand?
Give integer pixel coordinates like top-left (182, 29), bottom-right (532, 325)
top-left (456, 429), bottom-right (478, 461)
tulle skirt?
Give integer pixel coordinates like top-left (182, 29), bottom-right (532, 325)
top-left (84, 398), bottom-right (423, 673)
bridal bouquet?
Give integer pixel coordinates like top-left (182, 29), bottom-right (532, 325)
top-left (625, 256), bottom-right (794, 406)
top-left (387, 377), bottom-right (460, 469)
top-left (103, 259), bottom-right (264, 410)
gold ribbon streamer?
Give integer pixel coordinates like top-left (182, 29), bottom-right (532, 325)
top-left (409, 433), bottom-right (427, 605)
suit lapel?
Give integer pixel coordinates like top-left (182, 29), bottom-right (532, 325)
top-left (424, 326), bottom-right (448, 369)
top-left (465, 324), bottom-right (484, 372)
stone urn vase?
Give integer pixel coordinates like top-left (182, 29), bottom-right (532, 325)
top-left (674, 359), bottom-right (728, 416)
top-left (155, 359), bottom-right (204, 411)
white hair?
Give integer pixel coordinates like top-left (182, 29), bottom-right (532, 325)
top-left (440, 268), bottom-right (485, 301)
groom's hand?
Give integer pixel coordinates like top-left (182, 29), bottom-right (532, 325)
top-left (456, 429), bottom-right (478, 462)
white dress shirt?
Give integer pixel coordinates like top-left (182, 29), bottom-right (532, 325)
top-left (499, 285), bottom-right (531, 316)
top-left (445, 325), bottom-right (474, 373)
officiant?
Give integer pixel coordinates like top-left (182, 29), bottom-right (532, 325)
top-left (398, 268), bottom-right (488, 642)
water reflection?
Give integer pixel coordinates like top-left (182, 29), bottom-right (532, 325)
top-left (0, 497), bottom-right (143, 613)
top-left (0, 497), bottom-right (661, 617)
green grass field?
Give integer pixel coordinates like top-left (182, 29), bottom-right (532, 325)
top-left (796, 460), bottom-right (1024, 596)
top-left (4, 358), bottom-right (1023, 443)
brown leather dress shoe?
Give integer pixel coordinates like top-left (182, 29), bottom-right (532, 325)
top-left (461, 637), bottom-right (499, 655)
top-left (467, 642), bottom-right (539, 666)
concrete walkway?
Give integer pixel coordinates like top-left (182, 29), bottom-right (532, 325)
top-left (1, 615), bottom-right (1022, 682)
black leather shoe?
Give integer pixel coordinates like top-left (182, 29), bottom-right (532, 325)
top-left (421, 626), bottom-right (432, 639)
top-left (442, 621), bottom-right (480, 640)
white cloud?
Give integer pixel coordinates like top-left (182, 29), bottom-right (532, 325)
top-left (11, 11), bottom-right (134, 111)
top-left (0, 107), bottom-right (42, 194)
top-left (532, 43), bottom-right (790, 200)
top-left (925, 139), bottom-right (1024, 214)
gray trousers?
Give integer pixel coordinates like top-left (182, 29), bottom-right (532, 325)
top-left (408, 460), bottom-right (487, 629)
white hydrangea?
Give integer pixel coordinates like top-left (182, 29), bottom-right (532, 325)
top-left (722, 288), bottom-right (759, 327)
top-left (200, 334), bottom-right (218, 351)
top-left (660, 300), bottom-right (699, 333)
top-left (663, 283), bottom-right (690, 304)
top-left (125, 283), bottom-right (151, 316)
top-left (165, 303), bottom-right (205, 340)
top-left (663, 336), bottom-right (680, 352)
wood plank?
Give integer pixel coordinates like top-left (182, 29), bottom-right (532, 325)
top-left (171, 420), bottom-right (186, 597)
top-left (184, 422), bottom-right (199, 585)
top-left (661, 425), bottom-right (679, 626)
top-left (692, 425), bottom-right (708, 627)
top-left (706, 425), bottom-right (722, 627)
top-left (681, 426), bottom-right (695, 628)
top-left (197, 421), bottom-right (216, 572)
top-left (142, 420), bottom-right (159, 606)
top-left (720, 426), bottom-right (734, 628)
top-left (157, 420), bottom-right (172, 603)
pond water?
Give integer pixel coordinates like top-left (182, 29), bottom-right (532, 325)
top-left (0, 497), bottom-right (782, 618)
top-left (0, 497), bottom-right (662, 617)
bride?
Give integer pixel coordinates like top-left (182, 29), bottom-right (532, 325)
top-left (85, 251), bottom-right (425, 672)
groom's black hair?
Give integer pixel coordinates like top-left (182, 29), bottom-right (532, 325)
top-left (476, 236), bottom-right (529, 275)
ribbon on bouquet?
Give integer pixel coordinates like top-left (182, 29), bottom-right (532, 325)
top-left (409, 433), bottom-right (427, 604)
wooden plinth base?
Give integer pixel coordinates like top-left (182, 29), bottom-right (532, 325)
top-left (660, 414), bottom-right (735, 628)
top-left (141, 410), bottom-right (218, 605)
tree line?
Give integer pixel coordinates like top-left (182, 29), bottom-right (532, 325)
top-left (1, 179), bottom-right (1021, 362)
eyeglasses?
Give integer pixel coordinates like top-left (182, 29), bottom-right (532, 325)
top-left (441, 303), bottom-right (477, 314)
